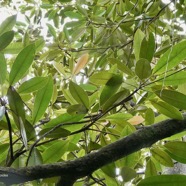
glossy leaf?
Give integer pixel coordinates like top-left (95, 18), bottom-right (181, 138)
top-left (0, 31), bottom-right (14, 51)
top-left (42, 140), bottom-right (69, 163)
top-left (73, 53), bottom-right (89, 75)
top-left (69, 81), bottom-right (89, 109)
top-left (135, 58), bottom-right (152, 79)
top-left (9, 44), bottom-right (35, 85)
top-left (18, 77), bottom-right (48, 94)
top-left (151, 148), bottom-right (173, 167)
top-left (32, 77), bottom-right (53, 124)
top-left (153, 40), bottom-right (186, 74)
top-left (151, 100), bottom-right (183, 120)
top-left (138, 175), bottom-right (186, 186)
top-left (155, 89), bottom-right (186, 110)
top-left (0, 15), bottom-right (16, 35)
top-left (0, 53), bottom-right (7, 85)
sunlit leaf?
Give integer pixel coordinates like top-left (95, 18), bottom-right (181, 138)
top-left (151, 148), bottom-right (173, 167)
top-left (137, 175), bottom-right (186, 186)
top-left (18, 77), bottom-right (48, 94)
top-left (155, 89), bottom-right (186, 110)
top-left (32, 76), bottom-right (53, 124)
top-left (0, 53), bottom-right (7, 85)
top-left (164, 141), bottom-right (186, 160)
top-left (69, 81), bottom-right (89, 109)
top-left (42, 140), bottom-right (69, 163)
top-left (0, 31), bottom-right (14, 51)
top-left (0, 106), bottom-right (5, 121)
top-left (151, 100), bottom-right (183, 120)
top-left (153, 40), bottom-right (186, 74)
top-left (9, 44), bottom-right (35, 85)
top-left (89, 71), bottom-right (114, 85)
top-left (73, 53), bottom-right (89, 75)
top-left (0, 15), bottom-right (17, 35)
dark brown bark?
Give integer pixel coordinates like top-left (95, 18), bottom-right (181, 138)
top-left (0, 116), bottom-right (186, 185)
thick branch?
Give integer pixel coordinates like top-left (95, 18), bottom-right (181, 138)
top-left (0, 117), bottom-right (186, 185)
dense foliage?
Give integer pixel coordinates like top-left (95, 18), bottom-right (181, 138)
top-left (1, 0), bottom-right (186, 185)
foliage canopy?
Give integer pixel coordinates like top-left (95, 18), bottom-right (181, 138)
top-left (1, 0), bottom-right (186, 185)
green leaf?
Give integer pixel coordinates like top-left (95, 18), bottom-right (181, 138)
top-left (151, 100), bottom-right (183, 120)
top-left (102, 90), bottom-right (129, 112)
top-left (67, 104), bottom-right (88, 114)
top-left (137, 175), bottom-right (186, 186)
top-left (69, 81), bottom-right (89, 109)
top-left (101, 163), bottom-right (116, 178)
top-left (9, 44), bottom-right (35, 85)
top-left (32, 77), bottom-right (53, 124)
top-left (27, 148), bottom-right (42, 166)
top-left (157, 71), bottom-right (186, 86)
top-left (0, 15), bottom-right (17, 35)
top-left (164, 141), bottom-right (186, 160)
top-left (0, 31), bottom-right (14, 51)
top-left (100, 74), bottom-right (123, 106)
top-left (18, 77), bottom-right (48, 94)
top-left (43, 113), bottom-right (84, 129)
top-left (151, 148), bottom-right (173, 167)
top-left (0, 53), bottom-right (7, 85)
top-left (153, 40), bottom-right (186, 74)
top-left (145, 159), bottom-right (157, 177)
top-left (155, 89), bottom-right (186, 110)
top-left (145, 108), bottom-right (155, 125)
top-left (133, 29), bottom-right (145, 61)
top-left (2, 42), bottom-right (23, 54)
top-left (89, 71), bottom-right (113, 85)
top-left (42, 140), bottom-right (69, 163)
top-left (7, 86), bottom-right (25, 128)
top-left (39, 127), bottom-right (71, 138)
top-left (120, 167), bottom-right (137, 182)
top-left (135, 59), bottom-right (152, 79)
top-left (140, 33), bottom-right (155, 62)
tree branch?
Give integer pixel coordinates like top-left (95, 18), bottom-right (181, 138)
top-left (0, 116), bottom-right (186, 185)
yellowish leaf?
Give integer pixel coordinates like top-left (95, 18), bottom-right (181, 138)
top-left (127, 115), bottom-right (144, 125)
top-left (73, 53), bottom-right (89, 75)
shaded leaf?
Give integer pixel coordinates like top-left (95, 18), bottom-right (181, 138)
top-left (0, 31), bottom-right (14, 51)
top-left (0, 106), bottom-right (5, 121)
top-left (120, 167), bottom-right (137, 182)
top-left (28, 148), bottom-right (43, 166)
top-left (145, 159), bottom-right (157, 177)
top-left (135, 58), bottom-right (152, 80)
top-left (9, 44), bottom-right (35, 85)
